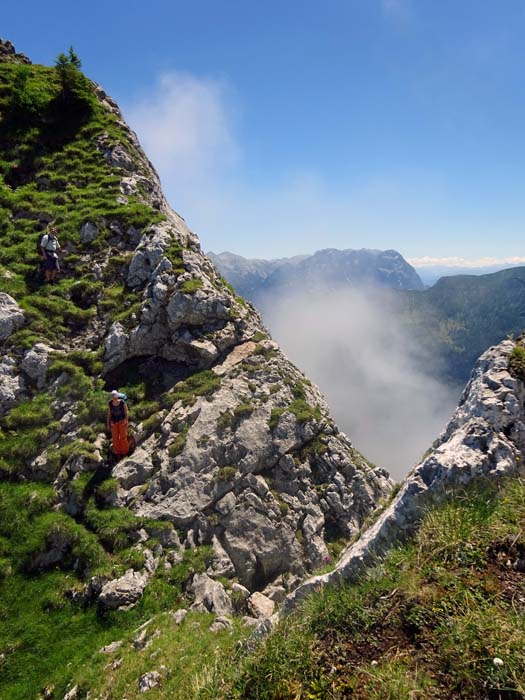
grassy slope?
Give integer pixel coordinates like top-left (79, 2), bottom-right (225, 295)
top-left (0, 481), bottom-right (248, 700)
top-left (0, 58), bottom-right (247, 700)
top-left (201, 477), bottom-right (525, 700)
top-left (400, 267), bottom-right (525, 385)
top-left (0, 61), bottom-right (162, 345)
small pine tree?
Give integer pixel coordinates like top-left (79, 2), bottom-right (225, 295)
top-left (68, 46), bottom-right (82, 70)
top-left (54, 48), bottom-right (83, 103)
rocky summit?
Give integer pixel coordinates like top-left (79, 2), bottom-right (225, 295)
top-left (209, 247), bottom-right (425, 308)
top-left (0, 39), bottom-right (390, 618)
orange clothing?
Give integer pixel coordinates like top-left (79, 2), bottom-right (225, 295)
top-left (111, 419), bottom-right (129, 456)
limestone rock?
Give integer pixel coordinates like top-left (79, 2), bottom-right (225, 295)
top-left (113, 448), bottom-right (156, 489)
top-left (144, 522), bottom-right (181, 549)
top-left (209, 615), bottom-right (233, 633)
top-left (127, 224), bottom-right (174, 288)
top-left (104, 142), bottom-right (135, 172)
top-left (62, 686), bottom-right (80, 700)
top-left (138, 671), bottom-right (161, 693)
top-left (7, 71), bottom-right (393, 613)
top-left (207, 535), bottom-right (236, 578)
top-left (79, 221), bottom-right (99, 243)
top-left (0, 293), bottom-right (24, 341)
top-left (133, 627), bottom-right (160, 650)
top-left (189, 573), bottom-right (233, 616)
top-left (98, 569), bottom-right (149, 610)
top-left (20, 343), bottom-right (55, 388)
top-left (100, 640), bottom-right (123, 654)
top-left (248, 591), bottom-right (275, 619)
top-left (0, 37), bottom-right (31, 64)
top-left (0, 355), bottom-right (25, 415)
top-left (241, 616), bottom-right (259, 627)
top-left (170, 608), bottom-right (187, 625)
top-left (263, 584), bottom-right (287, 604)
top-left (104, 321), bottom-right (129, 369)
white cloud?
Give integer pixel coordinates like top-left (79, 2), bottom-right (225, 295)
top-left (122, 70), bottom-right (520, 266)
top-left (124, 71), bottom-right (239, 185)
top-left (408, 255), bottom-right (525, 268)
top-left (264, 286), bottom-right (459, 479)
top-left (123, 70), bottom-right (454, 257)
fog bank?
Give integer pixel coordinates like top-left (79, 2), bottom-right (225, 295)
top-left (261, 287), bottom-right (460, 480)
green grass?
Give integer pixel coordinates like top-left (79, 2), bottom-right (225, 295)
top-left (163, 370), bottom-right (221, 408)
top-left (180, 277), bottom-right (203, 294)
top-left (2, 393), bottom-right (54, 430)
top-left (508, 343), bottom-right (525, 380)
top-left (216, 466), bottom-right (237, 482)
top-left (0, 563), bottom-right (222, 700)
top-left (0, 394), bottom-right (59, 474)
top-left (288, 397), bottom-right (322, 424)
top-left (200, 478), bottom-right (525, 700)
top-left (269, 382), bottom-right (322, 431)
top-left (0, 482), bottom-right (105, 575)
top-left (217, 410), bottom-right (234, 431)
top-left (166, 545), bottom-right (214, 592)
top-left (168, 423), bottom-right (189, 458)
top-left (233, 402), bottom-right (254, 419)
top-left (0, 59), bottom-right (163, 350)
top-left (269, 407), bottom-right (285, 430)
top-left (46, 438), bottom-right (97, 473)
top-left (84, 500), bottom-right (145, 552)
top-left (71, 611), bottom-right (248, 700)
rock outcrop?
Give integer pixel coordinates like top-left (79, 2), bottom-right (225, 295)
top-left (0, 37), bottom-right (31, 64)
top-left (98, 568), bottom-right (151, 611)
top-left (0, 293), bottom-right (24, 342)
top-left (283, 338), bottom-right (525, 612)
top-left (81, 92), bottom-right (390, 591)
top-left (0, 48), bottom-right (391, 605)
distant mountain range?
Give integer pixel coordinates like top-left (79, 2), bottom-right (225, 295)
top-left (208, 249), bottom-right (424, 304)
top-left (414, 262), bottom-right (525, 287)
top-left (209, 249), bottom-right (525, 386)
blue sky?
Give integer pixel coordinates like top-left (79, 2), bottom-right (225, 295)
top-left (3, 1), bottom-right (525, 262)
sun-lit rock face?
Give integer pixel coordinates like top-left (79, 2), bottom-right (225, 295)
top-left (0, 46), bottom-right (392, 606)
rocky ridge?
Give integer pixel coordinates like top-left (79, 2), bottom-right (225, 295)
top-left (281, 337), bottom-right (525, 614)
top-left (208, 247), bottom-right (425, 308)
top-left (0, 45), bottom-right (391, 615)
top-left (0, 37), bottom-right (31, 65)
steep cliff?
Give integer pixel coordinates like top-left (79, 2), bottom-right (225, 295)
top-left (0, 40), bottom-right (390, 622)
top-left (200, 336), bottom-right (525, 700)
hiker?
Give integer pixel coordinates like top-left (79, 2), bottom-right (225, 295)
top-left (40, 225), bottom-right (61, 283)
top-left (106, 390), bottom-right (129, 457)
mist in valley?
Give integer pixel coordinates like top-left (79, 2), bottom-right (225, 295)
top-left (260, 287), bottom-right (461, 480)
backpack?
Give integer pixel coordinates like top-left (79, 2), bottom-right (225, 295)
top-left (36, 233), bottom-right (46, 254)
top-left (37, 232), bottom-right (56, 254)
